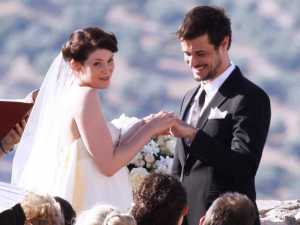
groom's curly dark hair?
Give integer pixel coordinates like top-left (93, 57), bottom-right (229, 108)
top-left (131, 173), bottom-right (187, 225)
top-left (176, 5), bottom-right (232, 50)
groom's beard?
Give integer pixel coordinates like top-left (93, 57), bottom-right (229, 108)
top-left (193, 52), bottom-right (223, 82)
top-left (193, 64), bottom-right (220, 82)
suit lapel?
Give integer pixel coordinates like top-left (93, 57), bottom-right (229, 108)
top-left (177, 67), bottom-right (243, 167)
top-left (180, 86), bottom-right (200, 120)
top-left (178, 85), bottom-right (200, 163)
top-left (197, 67), bottom-right (242, 130)
top-left (196, 89), bottom-right (227, 130)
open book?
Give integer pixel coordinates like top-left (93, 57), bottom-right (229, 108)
top-left (0, 99), bottom-right (33, 140)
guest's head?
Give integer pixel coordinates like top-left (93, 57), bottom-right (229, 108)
top-left (22, 192), bottom-right (64, 225)
top-left (131, 173), bottom-right (188, 225)
top-left (54, 196), bottom-right (76, 225)
top-left (199, 192), bottom-right (257, 225)
top-left (75, 204), bottom-right (136, 225)
top-left (102, 211), bottom-right (137, 225)
top-left (176, 6), bottom-right (232, 82)
top-left (61, 27), bottom-right (118, 89)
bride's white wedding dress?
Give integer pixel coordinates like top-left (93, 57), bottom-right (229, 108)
top-left (53, 123), bottom-right (133, 212)
top-left (12, 53), bottom-right (133, 213)
top-left (18, 122), bottom-right (133, 213)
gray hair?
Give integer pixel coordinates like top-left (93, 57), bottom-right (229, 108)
top-left (75, 204), bottom-right (136, 225)
top-left (22, 192), bottom-right (64, 225)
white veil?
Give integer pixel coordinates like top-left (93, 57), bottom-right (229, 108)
top-left (12, 53), bottom-right (75, 193)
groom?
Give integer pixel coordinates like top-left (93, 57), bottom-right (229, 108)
top-left (171, 6), bottom-right (271, 225)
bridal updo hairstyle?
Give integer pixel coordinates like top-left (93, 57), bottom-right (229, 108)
top-left (62, 27), bottom-right (118, 64)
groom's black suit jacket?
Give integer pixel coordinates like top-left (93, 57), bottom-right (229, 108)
top-left (171, 67), bottom-right (271, 225)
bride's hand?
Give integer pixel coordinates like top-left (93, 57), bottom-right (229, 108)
top-left (170, 119), bottom-right (198, 140)
top-left (143, 111), bottom-right (177, 137)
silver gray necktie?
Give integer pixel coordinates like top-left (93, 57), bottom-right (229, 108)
top-left (189, 89), bottom-right (206, 128)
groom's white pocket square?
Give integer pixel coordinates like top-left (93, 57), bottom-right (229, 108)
top-left (208, 107), bottom-right (228, 119)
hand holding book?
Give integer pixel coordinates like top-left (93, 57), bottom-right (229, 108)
top-left (0, 89), bottom-right (38, 154)
top-left (0, 119), bottom-right (28, 154)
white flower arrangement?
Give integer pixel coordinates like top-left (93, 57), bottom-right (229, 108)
top-left (111, 114), bottom-right (176, 192)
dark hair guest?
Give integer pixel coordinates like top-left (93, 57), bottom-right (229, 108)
top-left (131, 173), bottom-right (188, 225)
top-left (200, 192), bottom-right (257, 225)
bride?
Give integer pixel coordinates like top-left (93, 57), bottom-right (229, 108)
top-left (11, 27), bottom-right (195, 213)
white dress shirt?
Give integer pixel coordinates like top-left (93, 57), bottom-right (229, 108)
top-left (186, 63), bottom-right (235, 125)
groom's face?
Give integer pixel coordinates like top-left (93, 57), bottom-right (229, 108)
top-left (180, 34), bottom-right (227, 82)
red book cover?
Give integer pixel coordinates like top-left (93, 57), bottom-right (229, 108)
top-left (0, 100), bottom-right (33, 140)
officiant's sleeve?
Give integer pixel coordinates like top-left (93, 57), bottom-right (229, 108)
top-left (0, 204), bottom-right (26, 225)
top-left (189, 90), bottom-right (271, 180)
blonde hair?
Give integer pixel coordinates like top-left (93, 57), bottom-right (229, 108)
top-left (75, 204), bottom-right (136, 225)
top-left (21, 192), bottom-right (64, 225)
top-left (103, 212), bottom-right (136, 225)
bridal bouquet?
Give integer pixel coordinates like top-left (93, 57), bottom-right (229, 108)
top-left (111, 114), bottom-right (176, 192)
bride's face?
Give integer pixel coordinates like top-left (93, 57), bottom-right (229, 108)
top-left (79, 48), bottom-right (115, 89)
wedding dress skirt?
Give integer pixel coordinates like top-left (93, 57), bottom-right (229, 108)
top-left (16, 123), bottom-right (133, 213)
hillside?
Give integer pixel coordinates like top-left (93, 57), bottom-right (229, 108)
top-left (0, 0), bottom-right (300, 199)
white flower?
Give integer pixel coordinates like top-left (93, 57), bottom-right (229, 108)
top-left (111, 114), bottom-right (141, 134)
top-left (130, 152), bottom-right (143, 164)
top-left (165, 138), bottom-right (176, 155)
top-left (143, 140), bottom-right (160, 155)
top-left (156, 135), bottom-right (169, 146)
top-left (146, 162), bottom-right (153, 169)
top-left (113, 114), bottom-right (177, 184)
top-left (144, 153), bottom-right (155, 164)
top-left (134, 159), bottom-right (145, 167)
top-left (156, 136), bottom-right (176, 156)
top-left (154, 156), bottom-right (173, 173)
top-left (129, 167), bottom-right (149, 192)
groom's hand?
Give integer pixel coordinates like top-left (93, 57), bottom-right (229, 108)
top-left (144, 111), bottom-right (178, 138)
top-left (156, 128), bottom-right (171, 137)
top-left (170, 120), bottom-right (198, 140)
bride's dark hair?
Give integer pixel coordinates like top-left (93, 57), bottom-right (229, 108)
top-left (62, 27), bottom-right (118, 63)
